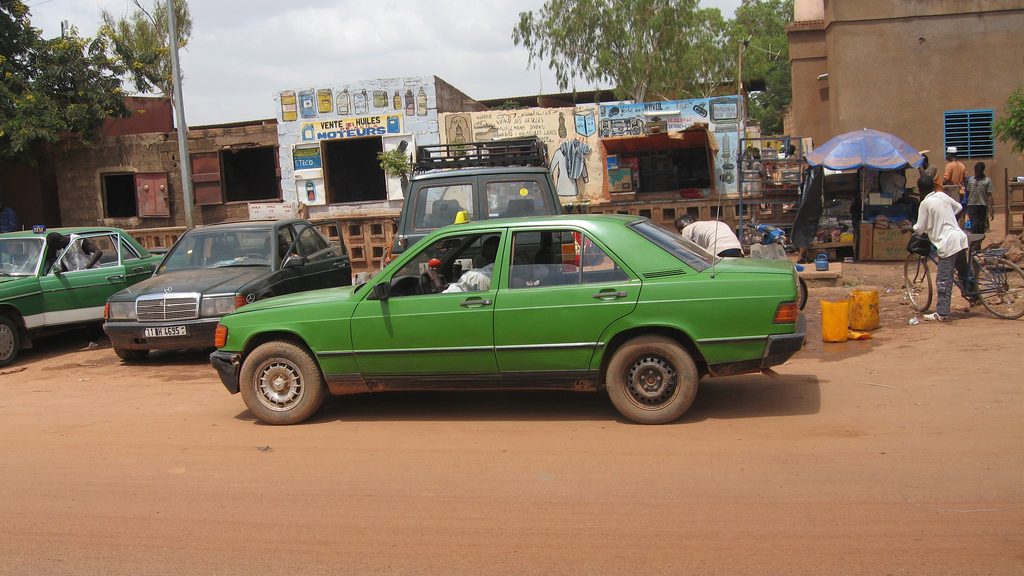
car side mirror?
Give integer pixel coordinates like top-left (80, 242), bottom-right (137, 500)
top-left (371, 282), bottom-right (390, 301)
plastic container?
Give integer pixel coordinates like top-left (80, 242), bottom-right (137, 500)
top-left (815, 253), bottom-right (830, 271)
top-left (821, 299), bottom-right (850, 342)
top-left (848, 290), bottom-right (880, 330)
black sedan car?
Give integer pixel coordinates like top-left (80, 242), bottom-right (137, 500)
top-left (104, 219), bottom-right (350, 360)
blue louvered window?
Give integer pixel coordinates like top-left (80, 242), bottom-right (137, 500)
top-left (944, 109), bottom-right (994, 158)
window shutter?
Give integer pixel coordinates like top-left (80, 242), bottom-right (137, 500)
top-left (944, 110), bottom-right (994, 158)
top-left (134, 172), bottom-right (170, 217)
top-left (191, 151), bottom-right (223, 205)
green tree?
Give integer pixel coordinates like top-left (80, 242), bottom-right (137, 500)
top-left (0, 1), bottom-right (129, 161)
top-left (732, 0), bottom-right (793, 135)
top-left (99, 0), bottom-right (192, 99)
top-left (513, 0), bottom-right (728, 102)
top-left (994, 88), bottom-right (1024, 155)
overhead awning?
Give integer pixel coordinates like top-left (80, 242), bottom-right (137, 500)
top-left (601, 126), bottom-right (713, 154)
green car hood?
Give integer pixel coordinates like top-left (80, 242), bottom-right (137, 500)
top-left (232, 284), bottom-right (358, 315)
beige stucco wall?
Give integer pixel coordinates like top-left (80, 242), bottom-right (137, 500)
top-left (789, 2), bottom-right (1024, 205)
top-left (438, 107), bottom-right (605, 202)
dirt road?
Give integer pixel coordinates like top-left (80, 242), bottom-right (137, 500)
top-left (1, 262), bottom-right (1022, 575)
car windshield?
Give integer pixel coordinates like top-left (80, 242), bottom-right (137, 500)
top-left (157, 228), bottom-right (273, 273)
top-left (629, 220), bottom-right (715, 272)
top-left (0, 237), bottom-right (44, 276)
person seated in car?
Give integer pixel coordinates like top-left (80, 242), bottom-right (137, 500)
top-left (429, 236), bottom-right (499, 293)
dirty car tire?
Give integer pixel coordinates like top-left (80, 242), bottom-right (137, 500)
top-left (114, 348), bottom-right (149, 361)
top-left (0, 316), bottom-right (20, 368)
top-left (606, 335), bottom-right (698, 425)
top-left (240, 341), bottom-right (326, 425)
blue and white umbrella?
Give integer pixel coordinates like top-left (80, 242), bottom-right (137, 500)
top-left (805, 128), bottom-right (924, 171)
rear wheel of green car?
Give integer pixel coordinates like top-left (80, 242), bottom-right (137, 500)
top-left (0, 316), bottom-right (20, 368)
top-left (240, 341), bottom-right (326, 425)
top-left (606, 335), bottom-right (699, 425)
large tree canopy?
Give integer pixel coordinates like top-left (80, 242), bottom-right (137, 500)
top-left (99, 0), bottom-right (192, 99)
top-left (513, 0), bottom-right (794, 133)
top-left (733, 0), bottom-right (794, 135)
top-left (513, 0), bottom-right (729, 102)
top-left (0, 1), bottom-right (129, 161)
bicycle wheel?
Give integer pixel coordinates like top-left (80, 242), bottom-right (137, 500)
top-left (903, 253), bottom-right (932, 313)
top-left (797, 276), bottom-right (808, 310)
top-left (976, 257), bottom-right (1024, 320)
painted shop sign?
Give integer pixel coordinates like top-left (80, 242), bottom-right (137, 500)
top-left (292, 147), bottom-right (322, 170)
top-left (299, 114), bottom-right (403, 142)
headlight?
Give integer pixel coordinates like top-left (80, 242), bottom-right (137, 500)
top-left (200, 295), bottom-right (237, 317)
top-left (107, 301), bottom-right (137, 321)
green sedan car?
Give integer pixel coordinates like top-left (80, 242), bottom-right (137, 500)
top-left (211, 214), bottom-right (805, 425)
top-left (0, 227), bottom-right (162, 366)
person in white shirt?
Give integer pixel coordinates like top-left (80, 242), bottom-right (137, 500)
top-left (912, 176), bottom-right (971, 322)
top-left (430, 236), bottom-right (499, 293)
top-left (675, 215), bottom-right (743, 257)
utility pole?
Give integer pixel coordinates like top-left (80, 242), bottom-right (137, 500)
top-left (167, 2), bottom-right (194, 228)
top-left (735, 36), bottom-right (750, 239)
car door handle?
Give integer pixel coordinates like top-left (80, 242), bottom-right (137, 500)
top-left (106, 275), bottom-right (125, 282)
top-left (459, 297), bottom-right (493, 308)
top-left (130, 266), bottom-right (147, 273)
top-left (592, 290), bottom-right (627, 300)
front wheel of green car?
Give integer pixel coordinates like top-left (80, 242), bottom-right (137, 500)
top-left (0, 316), bottom-right (20, 368)
top-left (240, 341), bottom-right (326, 425)
top-left (605, 335), bottom-right (699, 424)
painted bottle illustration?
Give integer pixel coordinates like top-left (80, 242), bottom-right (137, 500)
top-left (404, 89), bottom-right (415, 116)
top-left (373, 90), bottom-right (388, 109)
top-left (354, 89), bottom-right (368, 114)
top-left (300, 124), bottom-right (315, 141)
top-left (558, 112), bottom-right (567, 138)
top-left (316, 88), bottom-right (333, 114)
top-left (416, 87), bottom-right (428, 116)
top-left (305, 180), bottom-right (316, 203)
top-left (393, 91), bottom-right (402, 110)
top-left (280, 90), bottom-right (297, 122)
top-left (336, 89), bottom-right (350, 116)
top-left (386, 115), bottom-right (400, 133)
top-left (454, 124), bottom-right (465, 144)
top-left (298, 89), bottom-right (316, 118)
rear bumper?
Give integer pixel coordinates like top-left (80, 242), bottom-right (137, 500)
top-left (210, 350), bottom-right (241, 394)
top-left (761, 312), bottom-right (807, 369)
top-left (104, 318), bottom-right (220, 350)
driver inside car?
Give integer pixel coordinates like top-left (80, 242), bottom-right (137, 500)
top-left (429, 236), bottom-right (499, 293)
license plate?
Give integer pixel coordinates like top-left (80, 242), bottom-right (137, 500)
top-left (144, 326), bottom-right (187, 338)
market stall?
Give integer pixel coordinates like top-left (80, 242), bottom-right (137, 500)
top-left (794, 128), bottom-right (924, 262)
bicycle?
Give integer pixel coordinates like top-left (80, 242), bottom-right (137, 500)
top-left (749, 223), bottom-right (808, 310)
top-left (904, 233), bottom-right (1024, 320)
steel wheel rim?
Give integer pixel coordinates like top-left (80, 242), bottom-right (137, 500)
top-left (978, 262), bottom-right (1024, 319)
top-left (253, 358), bottom-right (305, 412)
top-left (904, 257), bottom-right (931, 311)
top-left (0, 323), bottom-right (14, 361)
top-left (624, 354), bottom-right (679, 410)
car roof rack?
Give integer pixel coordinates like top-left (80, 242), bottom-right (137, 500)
top-left (414, 136), bottom-right (548, 173)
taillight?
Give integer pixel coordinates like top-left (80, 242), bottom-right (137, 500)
top-left (773, 302), bottom-right (799, 324)
top-left (214, 324), bottom-right (228, 348)
top-left (103, 302), bottom-right (110, 320)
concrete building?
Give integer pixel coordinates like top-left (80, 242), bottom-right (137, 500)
top-left (788, 0), bottom-right (1024, 207)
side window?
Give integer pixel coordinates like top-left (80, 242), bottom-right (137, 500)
top-left (60, 234), bottom-right (118, 272)
top-left (413, 184), bottom-right (474, 230)
top-left (119, 237), bottom-right (141, 262)
top-left (509, 229), bottom-right (627, 288)
top-left (389, 232), bottom-right (497, 297)
top-left (296, 226), bottom-right (333, 261)
top-left (277, 226), bottom-right (296, 264)
top-left (486, 179), bottom-right (551, 218)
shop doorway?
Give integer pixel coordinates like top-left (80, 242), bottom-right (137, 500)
top-left (323, 138), bottom-right (387, 203)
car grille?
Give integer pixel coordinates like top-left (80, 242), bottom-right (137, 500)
top-left (136, 293), bottom-right (200, 321)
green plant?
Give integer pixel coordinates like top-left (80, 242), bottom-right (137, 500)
top-left (994, 88), bottom-right (1024, 155)
top-left (377, 148), bottom-right (411, 179)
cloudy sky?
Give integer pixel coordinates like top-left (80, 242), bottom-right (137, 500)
top-left (25, 0), bottom-right (743, 126)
